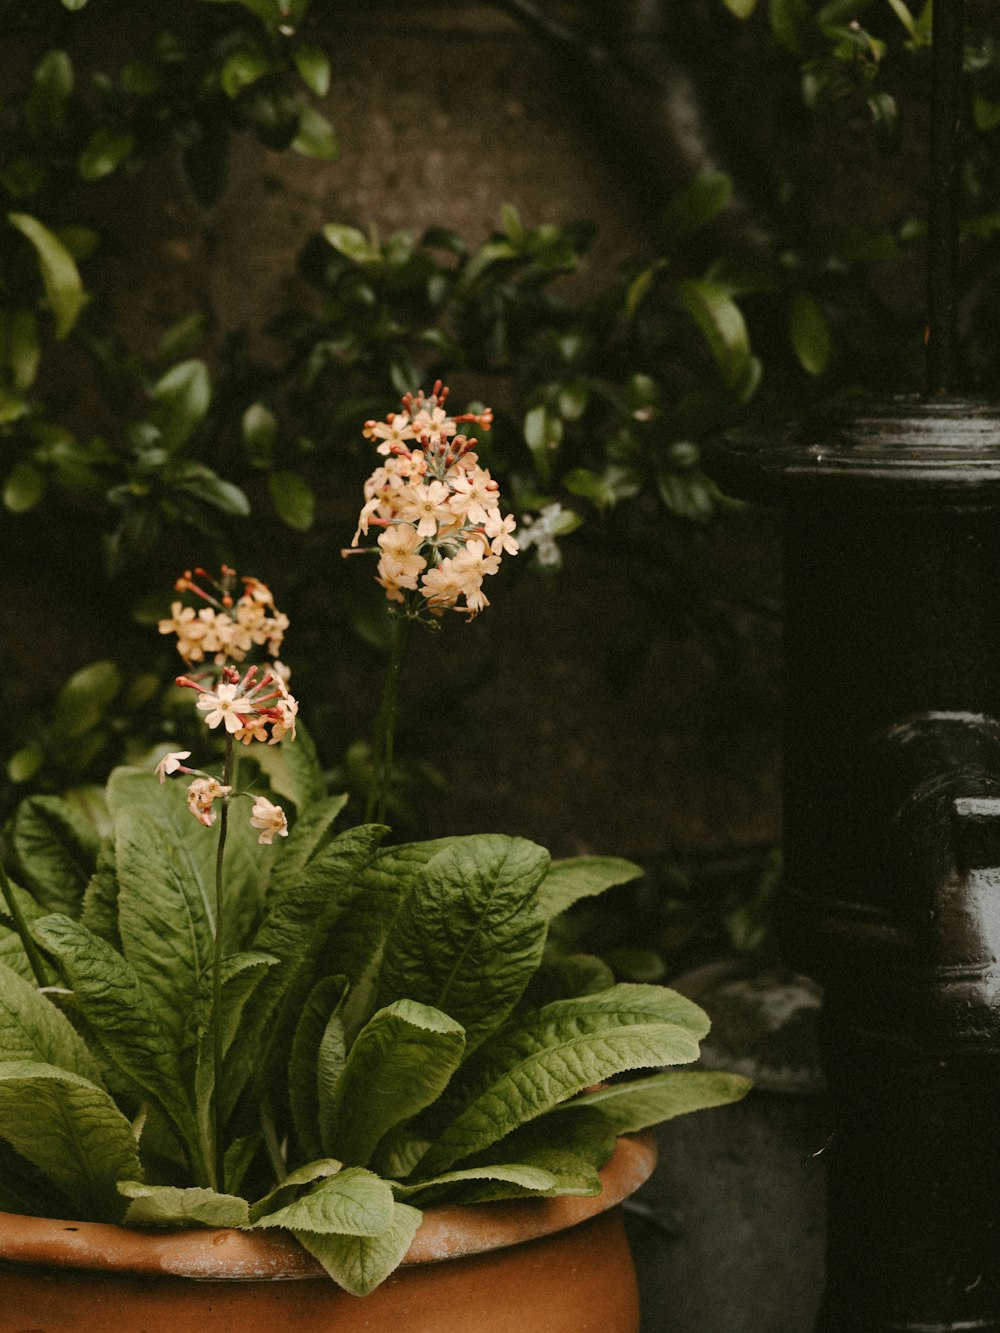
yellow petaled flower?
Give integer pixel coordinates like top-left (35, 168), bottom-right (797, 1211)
top-left (345, 383), bottom-right (517, 621)
top-left (250, 796), bottom-right (288, 845)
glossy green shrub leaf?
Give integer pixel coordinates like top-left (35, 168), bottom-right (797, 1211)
top-left (220, 51), bottom-right (269, 99)
top-left (7, 213), bottom-right (85, 339)
top-left (323, 224), bottom-right (380, 265)
top-left (242, 402), bottom-right (277, 464)
top-left (789, 289), bottom-right (831, 376)
top-left (294, 108), bottom-right (339, 161)
top-left (294, 43), bottom-right (331, 95)
top-left (675, 279), bottom-right (752, 389)
top-left (657, 173), bottom-right (731, 252)
top-left (2, 308), bottom-right (41, 390)
top-left (269, 469), bottom-right (315, 530)
top-left (3, 461), bottom-right (45, 514)
top-left (60, 0), bottom-right (89, 9)
top-left (770, 0), bottom-right (820, 54)
top-left (0, 1061), bottom-right (141, 1220)
top-left (52, 661), bottom-right (122, 740)
top-left (79, 126), bottom-right (135, 181)
top-left (150, 359), bottom-right (211, 453)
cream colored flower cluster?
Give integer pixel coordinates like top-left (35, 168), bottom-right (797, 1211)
top-left (158, 567), bottom-right (289, 666)
top-left (347, 383), bottom-right (518, 618)
top-left (177, 664), bottom-right (298, 748)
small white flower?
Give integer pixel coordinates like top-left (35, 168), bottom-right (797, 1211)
top-left (250, 796), bottom-right (288, 844)
top-left (154, 751), bottom-right (191, 784)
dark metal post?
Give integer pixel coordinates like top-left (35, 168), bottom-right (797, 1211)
top-left (709, 401), bottom-right (1000, 1330)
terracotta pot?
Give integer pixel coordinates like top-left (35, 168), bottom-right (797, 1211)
top-left (0, 1133), bottom-right (655, 1333)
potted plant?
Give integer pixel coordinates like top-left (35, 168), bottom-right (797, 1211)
top-left (0, 386), bottom-right (748, 1330)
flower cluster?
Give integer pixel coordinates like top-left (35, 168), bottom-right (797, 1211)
top-left (158, 567), bottom-right (289, 666)
top-left (155, 567), bottom-right (295, 842)
top-left (345, 382), bottom-right (518, 619)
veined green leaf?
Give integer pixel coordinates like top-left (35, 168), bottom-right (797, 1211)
top-left (250, 1157), bottom-right (342, 1224)
top-left (268, 794), bottom-right (348, 899)
top-left (376, 836), bottom-right (549, 1053)
top-left (438, 1151), bottom-right (601, 1204)
top-left (563, 1070), bottom-right (752, 1132)
top-left (12, 794), bottom-right (100, 917)
top-left (0, 1136), bottom-right (75, 1217)
top-left (0, 960), bottom-right (103, 1082)
top-left (414, 985), bottom-right (710, 1176)
top-left (196, 950), bottom-right (279, 1055)
top-left (392, 1161), bottom-right (555, 1204)
top-left (250, 719), bottom-right (326, 811)
top-left (32, 914), bottom-right (196, 1152)
top-left (119, 1182), bottom-right (250, 1228)
top-left (7, 212), bottom-right (85, 339)
top-left (115, 809), bottom-right (214, 1052)
top-left (537, 856), bottom-right (643, 920)
top-left (254, 1167), bottom-right (394, 1236)
top-left (289, 975), bottom-right (348, 1161)
top-left (80, 838), bottom-right (121, 949)
top-left (0, 1060), bottom-right (141, 1220)
top-left (293, 1200), bottom-right (422, 1296)
top-left (324, 1000), bottom-right (465, 1166)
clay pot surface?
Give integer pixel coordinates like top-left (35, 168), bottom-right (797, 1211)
top-left (0, 1132), bottom-right (655, 1333)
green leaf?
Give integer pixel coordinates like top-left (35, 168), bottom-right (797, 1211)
top-left (242, 401), bottom-right (277, 464)
top-left (723, 0), bottom-right (758, 16)
top-left (32, 914), bottom-right (196, 1151)
top-left (325, 1000), bottom-right (466, 1166)
top-left (269, 794), bottom-right (348, 899)
top-left (7, 747), bottom-right (44, 785)
top-left (269, 469), bottom-right (315, 530)
top-left (537, 856), bottom-right (643, 920)
top-left (564, 1070), bottom-right (752, 1133)
top-left (294, 43), bottom-right (331, 95)
top-left (52, 660), bottom-right (122, 740)
top-left (3, 308), bottom-right (41, 390)
top-left (0, 1061), bottom-right (141, 1220)
top-left (120, 1182), bottom-right (250, 1227)
top-left (415, 985), bottom-right (710, 1176)
top-left (250, 1157), bottom-right (343, 1223)
top-left (61, 0), bottom-right (89, 9)
top-left (220, 50), bottom-right (269, 99)
top-left (322, 223), bottom-right (380, 265)
top-left (3, 461), bottom-right (45, 514)
top-left (0, 961), bottom-right (102, 1081)
top-left (7, 212), bottom-right (85, 339)
top-left (789, 289), bottom-right (831, 376)
top-left (523, 404), bottom-right (562, 484)
top-left (289, 976), bottom-right (349, 1160)
top-left (376, 836), bottom-right (549, 1054)
top-left (392, 1162), bottom-right (555, 1204)
top-left (175, 465), bottom-right (251, 516)
top-left (254, 1167), bottom-right (394, 1236)
top-left (293, 107), bottom-right (339, 161)
top-left (769, 0), bottom-right (820, 54)
top-left (115, 809), bottom-right (214, 1053)
top-left (12, 795), bottom-right (100, 916)
top-left (657, 173), bottom-right (732, 253)
top-left (150, 359), bottom-right (211, 453)
top-left (676, 278), bottom-right (752, 390)
top-left (250, 719), bottom-right (326, 811)
top-left (293, 1201), bottom-right (422, 1295)
top-left (78, 126), bottom-right (134, 181)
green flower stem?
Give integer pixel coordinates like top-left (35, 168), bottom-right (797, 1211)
top-left (0, 858), bottom-right (47, 989)
top-left (366, 614), bottom-right (411, 825)
top-left (212, 734), bottom-right (235, 1194)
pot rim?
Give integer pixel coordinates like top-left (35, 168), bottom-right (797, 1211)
top-left (0, 1132), bottom-right (656, 1282)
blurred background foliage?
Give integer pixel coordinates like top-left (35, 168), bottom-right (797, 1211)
top-left (3, 0), bottom-right (1000, 979)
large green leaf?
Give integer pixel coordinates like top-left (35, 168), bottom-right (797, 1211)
top-left (392, 1162), bottom-right (556, 1205)
top-left (12, 795), bottom-right (100, 916)
top-left (32, 914), bottom-right (196, 1155)
top-left (675, 278), bottom-right (753, 392)
top-left (7, 212), bottom-right (85, 338)
top-left (268, 794), bottom-right (348, 899)
top-left (288, 975), bottom-right (348, 1161)
top-left (293, 1201), bottom-right (422, 1295)
top-left (150, 359), bottom-right (211, 453)
top-left (0, 1060), bottom-right (141, 1220)
top-left (0, 960), bottom-right (103, 1082)
top-left (119, 1182), bottom-right (250, 1228)
top-left (323, 1000), bottom-right (465, 1166)
top-left (115, 808), bottom-right (214, 1052)
top-left (414, 984), bottom-right (710, 1176)
top-left (536, 856), bottom-right (643, 920)
top-left (376, 836), bottom-right (549, 1052)
top-left (250, 721), bottom-right (326, 812)
top-left (562, 1069), bottom-right (752, 1131)
top-left (250, 1157), bottom-right (343, 1224)
top-left (254, 1167), bottom-right (394, 1236)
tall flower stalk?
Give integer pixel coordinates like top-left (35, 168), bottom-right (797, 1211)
top-left (157, 568), bottom-right (296, 1192)
top-left (346, 384), bottom-right (518, 816)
